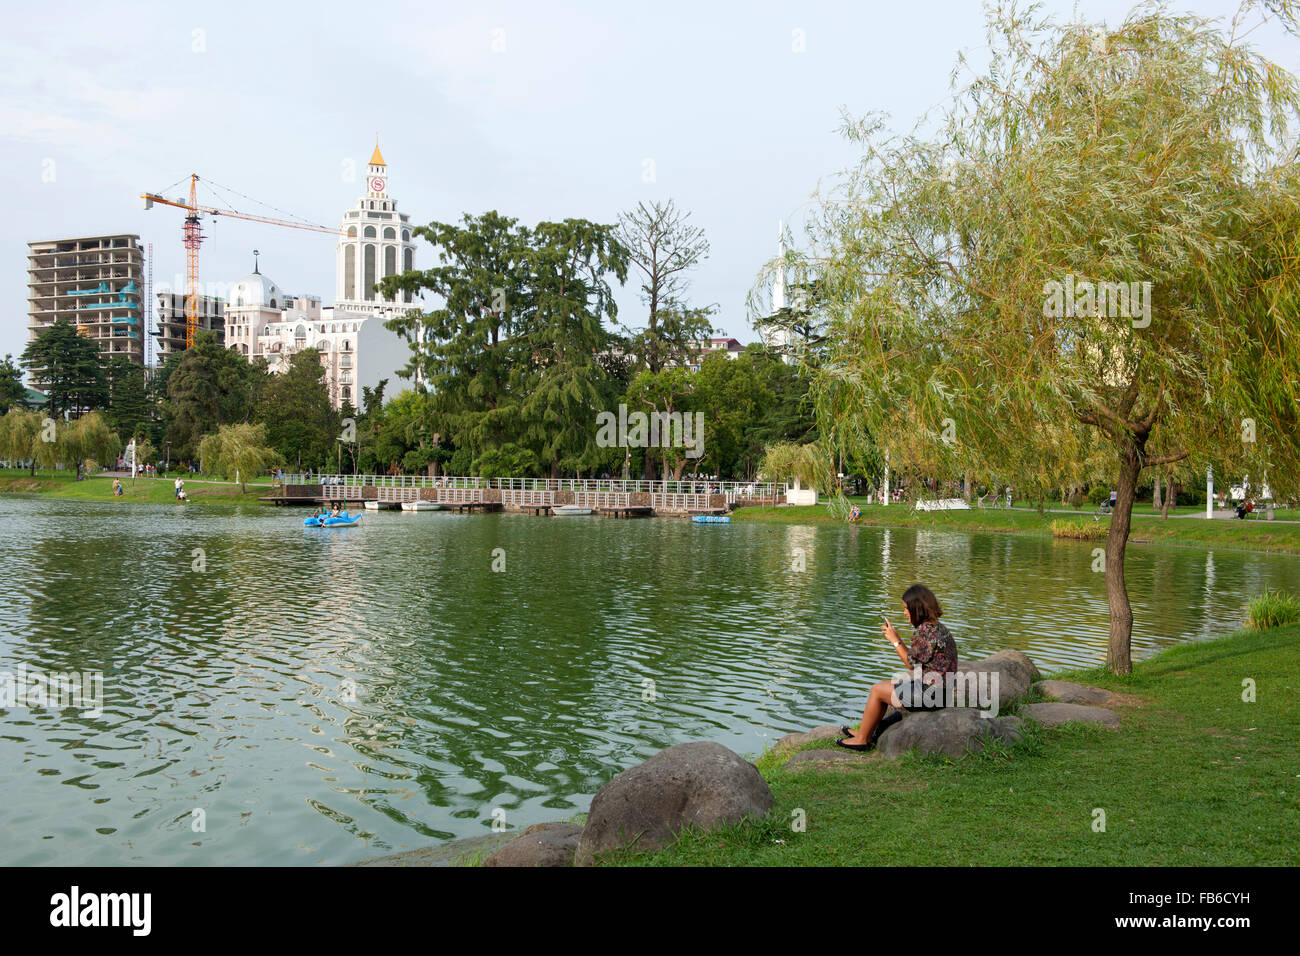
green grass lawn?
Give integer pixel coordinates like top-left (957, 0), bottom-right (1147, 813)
top-left (613, 625), bottom-right (1300, 866)
top-left (733, 501), bottom-right (1300, 555)
top-left (0, 469), bottom-right (270, 505)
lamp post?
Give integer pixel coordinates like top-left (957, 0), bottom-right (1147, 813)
top-left (165, 441), bottom-right (171, 473)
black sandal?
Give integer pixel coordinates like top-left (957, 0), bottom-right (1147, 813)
top-left (836, 737), bottom-right (875, 752)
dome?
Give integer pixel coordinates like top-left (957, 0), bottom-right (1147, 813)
top-left (228, 271), bottom-right (281, 309)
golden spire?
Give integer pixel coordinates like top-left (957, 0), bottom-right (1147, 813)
top-left (369, 134), bottom-right (386, 166)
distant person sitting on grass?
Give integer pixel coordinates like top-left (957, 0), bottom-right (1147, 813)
top-left (849, 504), bottom-right (862, 521)
top-left (112, 478), bottom-right (123, 497)
top-left (837, 584), bottom-right (959, 751)
top-left (1236, 499), bottom-right (1255, 519)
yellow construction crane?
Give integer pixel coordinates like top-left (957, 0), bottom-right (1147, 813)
top-left (142, 174), bottom-right (340, 348)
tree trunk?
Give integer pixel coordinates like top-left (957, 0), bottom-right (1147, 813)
top-left (963, 470), bottom-right (972, 503)
top-left (1104, 441), bottom-right (1142, 675)
top-left (1161, 471), bottom-right (1175, 520)
top-left (1153, 473), bottom-right (1162, 510)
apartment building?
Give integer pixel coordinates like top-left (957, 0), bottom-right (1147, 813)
top-left (28, 234), bottom-right (146, 365)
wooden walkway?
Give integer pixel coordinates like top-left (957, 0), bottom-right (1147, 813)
top-left (443, 501), bottom-right (502, 513)
top-left (597, 505), bottom-right (653, 517)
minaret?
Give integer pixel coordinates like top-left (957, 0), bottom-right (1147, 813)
top-left (765, 220), bottom-right (793, 357)
top-left (336, 137), bottom-right (415, 307)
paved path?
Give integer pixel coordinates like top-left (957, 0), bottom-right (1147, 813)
top-left (1002, 505), bottom-right (1298, 524)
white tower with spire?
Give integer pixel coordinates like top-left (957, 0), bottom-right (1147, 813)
top-left (335, 137), bottom-right (416, 309)
top-left (762, 220), bottom-right (794, 357)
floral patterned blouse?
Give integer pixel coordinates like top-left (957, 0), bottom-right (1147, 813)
top-left (907, 620), bottom-right (958, 683)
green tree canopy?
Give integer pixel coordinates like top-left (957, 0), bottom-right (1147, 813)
top-left (792, 1), bottom-right (1300, 673)
top-left (106, 355), bottom-right (151, 441)
top-left (259, 348), bottom-right (339, 472)
top-left (21, 319), bottom-right (107, 416)
top-left (197, 422), bottom-right (281, 492)
top-left (382, 212), bottom-right (629, 477)
top-left (164, 330), bottom-right (262, 459)
top-left (0, 355), bottom-right (26, 413)
top-left (0, 408), bottom-right (43, 475)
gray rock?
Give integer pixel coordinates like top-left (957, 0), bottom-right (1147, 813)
top-left (575, 741), bottom-right (774, 865)
top-left (1021, 701), bottom-right (1121, 729)
top-left (482, 823), bottom-right (584, 867)
top-left (952, 649), bottom-right (1041, 708)
top-left (783, 748), bottom-right (867, 768)
top-left (876, 709), bottom-right (1024, 759)
top-left (775, 724), bottom-right (842, 751)
top-left (1033, 680), bottom-right (1119, 707)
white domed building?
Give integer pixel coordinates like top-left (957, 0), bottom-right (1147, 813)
top-left (224, 262), bottom-right (288, 357)
top-left (223, 141), bottom-right (417, 409)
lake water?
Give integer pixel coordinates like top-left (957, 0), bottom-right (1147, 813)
top-left (1, 496), bottom-right (1295, 865)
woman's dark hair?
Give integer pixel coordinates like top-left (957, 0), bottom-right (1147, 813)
top-left (901, 584), bottom-right (942, 627)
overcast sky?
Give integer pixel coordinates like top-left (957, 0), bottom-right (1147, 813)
top-left (3, 0), bottom-right (1295, 373)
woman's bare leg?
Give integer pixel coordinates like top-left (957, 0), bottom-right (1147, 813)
top-left (844, 680), bottom-right (899, 744)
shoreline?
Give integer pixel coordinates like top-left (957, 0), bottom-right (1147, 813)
top-left (5, 475), bottom-right (1300, 557)
top-left (350, 623), bottom-right (1298, 867)
top-left (731, 501), bottom-right (1300, 557)
top-left (630, 623), bottom-right (1298, 866)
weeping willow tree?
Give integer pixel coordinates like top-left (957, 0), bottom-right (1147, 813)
top-left (786, 1), bottom-right (1300, 673)
top-left (757, 440), bottom-right (836, 496)
top-left (198, 423), bottom-right (281, 493)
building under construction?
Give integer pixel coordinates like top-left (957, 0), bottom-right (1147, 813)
top-left (27, 234), bottom-right (146, 365)
top-left (154, 291), bottom-right (224, 361)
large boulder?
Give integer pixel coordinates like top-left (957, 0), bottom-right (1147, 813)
top-left (482, 823), bottom-right (583, 867)
top-left (575, 742), bottom-right (774, 865)
top-left (1021, 702), bottom-right (1121, 729)
top-left (952, 650), bottom-right (1041, 709)
top-left (1033, 680), bottom-right (1120, 707)
top-left (876, 709), bottom-right (1024, 759)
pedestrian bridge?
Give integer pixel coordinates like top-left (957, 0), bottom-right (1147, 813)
top-left (264, 475), bottom-right (788, 516)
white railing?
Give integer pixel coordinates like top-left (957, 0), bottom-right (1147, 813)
top-left (434, 487), bottom-right (485, 504)
top-left (575, 491), bottom-right (631, 509)
top-left (649, 493), bottom-right (712, 512)
top-left (501, 489), bottom-right (555, 507)
top-left (281, 474), bottom-right (787, 498)
top-left (292, 475), bottom-right (784, 496)
top-left (284, 473), bottom-right (490, 490)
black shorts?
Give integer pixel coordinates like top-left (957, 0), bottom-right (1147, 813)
top-left (893, 678), bottom-right (947, 711)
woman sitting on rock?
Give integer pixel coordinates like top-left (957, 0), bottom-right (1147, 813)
top-left (837, 583), bottom-right (959, 751)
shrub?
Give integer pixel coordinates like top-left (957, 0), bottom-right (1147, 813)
top-left (448, 448), bottom-right (473, 475)
top-left (1247, 590), bottom-right (1300, 630)
top-left (1087, 485), bottom-right (1109, 506)
top-left (1050, 519), bottom-right (1108, 540)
